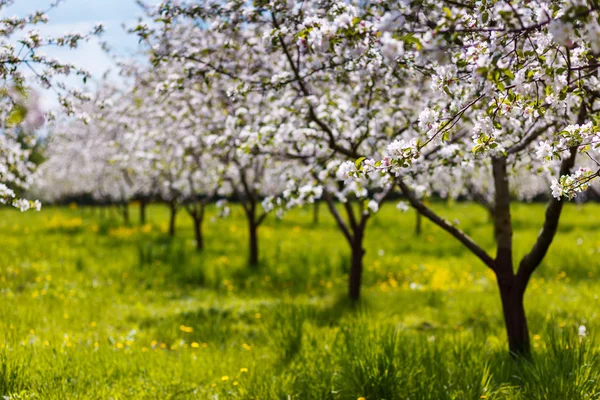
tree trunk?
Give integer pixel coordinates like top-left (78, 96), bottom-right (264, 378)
top-left (168, 203), bottom-right (177, 237)
top-left (121, 203), bottom-right (130, 225)
top-left (487, 208), bottom-right (495, 223)
top-left (415, 211), bottom-right (422, 235)
top-left (491, 156), bottom-right (531, 357)
top-left (248, 221), bottom-right (259, 267)
top-left (140, 201), bottom-right (147, 225)
top-left (348, 233), bottom-right (365, 301)
top-left (313, 201), bottom-right (320, 225)
top-left (193, 215), bottom-right (204, 251)
top-left (498, 279), bottom-right (530, 357)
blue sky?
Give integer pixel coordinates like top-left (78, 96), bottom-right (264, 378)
top-left (5, 0), bottom-right (148, 97)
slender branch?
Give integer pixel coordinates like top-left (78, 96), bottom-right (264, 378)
top-left (322, 189), bottom-right (353, 245)
top-left (516, 146), bottom-right (578, 287)
top-left (506, 122), bottom-right (556, 155)
top-left (398, 179), bottom-right (496, 270)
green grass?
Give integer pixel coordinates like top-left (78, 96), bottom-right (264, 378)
top-left (0, 202), bottom-right (599, 399)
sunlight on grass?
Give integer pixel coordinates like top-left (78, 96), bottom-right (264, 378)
top-left (0, 202), bottom-right (598, 399)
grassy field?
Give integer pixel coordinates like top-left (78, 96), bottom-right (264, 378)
top-left (0, 202), bottom-right (599, 399)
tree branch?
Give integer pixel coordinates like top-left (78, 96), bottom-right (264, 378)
top-left (398, 179), bottom-right (496, 270)
top-left (516, 146), bottom-right (578, 287)
top-left (322, 189), bottom-right (353, 245)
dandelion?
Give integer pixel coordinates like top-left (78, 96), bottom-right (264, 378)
top-left (191, 342), bottom-right (200, 348)
top-left (233, 381), bottom-right (239, 386)
top-left (43, 340), bottom-right (50, 346)
top-left (358, 397), bottom-right (366, 400)
top-left (533, 334), bottom-right (541, 340)
top-left (90, 321), bottom-right (97, 327)
top-left (240, 368), bottom-right (248, 373)
top-left (254, 313), bottom-right (261, 319)
top-left (180, 324), bottom-right (194, 333)
top-left (221, 376), bottom-right (229, 381)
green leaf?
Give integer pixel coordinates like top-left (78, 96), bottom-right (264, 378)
top-left (355, 157), bottom-right (366, 168)
top-left (7, 105), bottom-right (26, 127)
top-left (481, 11), bottom-right (489, 23)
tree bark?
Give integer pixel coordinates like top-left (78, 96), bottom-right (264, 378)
top-left (415, 211), bottom-right (422, 235)
top-left (168, 202), bottom-right (177, 237)
top-left (491, 156), bottom-right (532, 357)
top-left (121, 203), bottom-right (130, 225)
top-left (348, 233), bottom-right (365, 301)
top-left (193, 215), bottom-right (204, 251)
top-left (492, 157), bottom-right (513, 268)
top-left (498, 276), bottom-right (530, 357)
top-left (140, 201), bottom-right (147, 225)
top-left (248, 221), bottom-right (259, 267)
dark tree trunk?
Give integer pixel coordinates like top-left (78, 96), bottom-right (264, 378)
top-left (249, 221), bottom-right (259, 267)
top-left (492, 157), bottom-right (531, 357)
top-left (348, 232), bottom-right (365, 301)
top-left (487, 208), bottom-right (495, 223)
top-left (415, 211), bottom-right (422, 235)
top-left (168, 203), bottom-right (177, 237)
top-left (498, 278), bottom-right (530, 357)
top-left (313, 201), bottom-right (320, 225)
top-left (140, 201), bottom-right (147, 225)
top-left (193, 215), bottom-right (204, 251)
top-left (121, 203), bottom-right (130, 225)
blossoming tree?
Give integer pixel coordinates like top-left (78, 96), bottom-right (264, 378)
top-left (329, 0), bottom-right (600, 356)
top-left (0, 2), bottom-right (103, 211)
